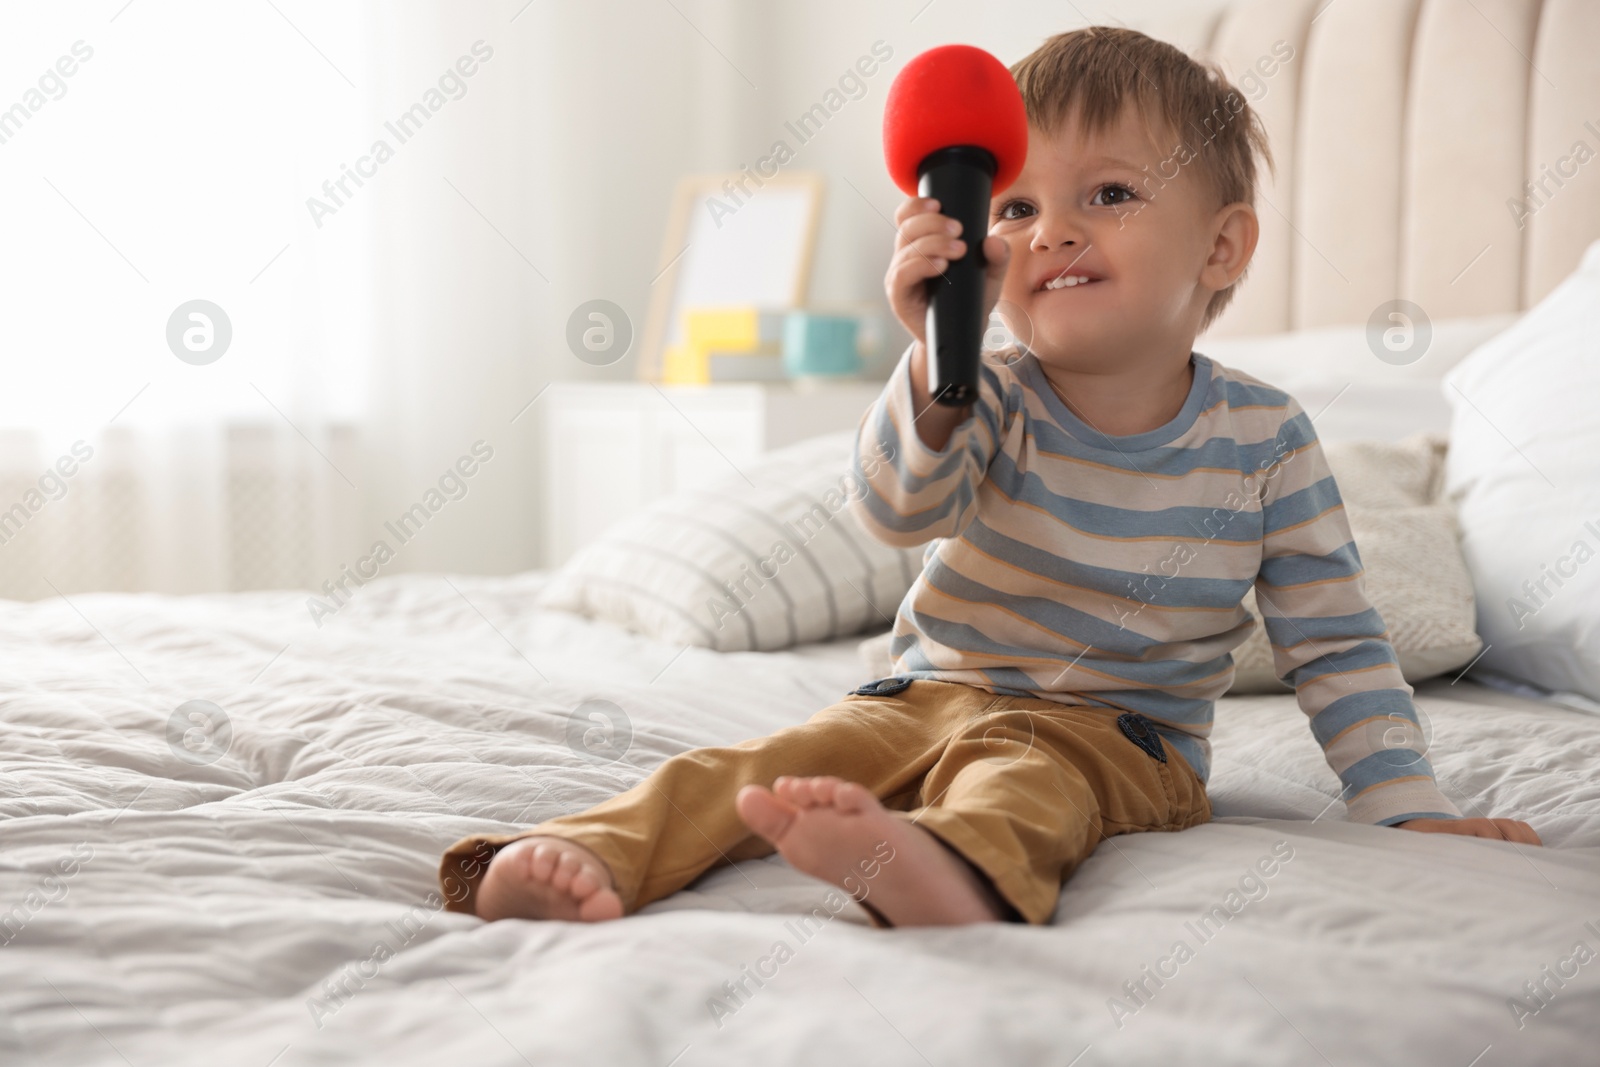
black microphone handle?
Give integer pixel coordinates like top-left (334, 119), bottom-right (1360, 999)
top-left (917, 145), bottom-right (997, 407)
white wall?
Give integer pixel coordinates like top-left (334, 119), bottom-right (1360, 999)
top-left (500, 0), bottom-right (1235, 567)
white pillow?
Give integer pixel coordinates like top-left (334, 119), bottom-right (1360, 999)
top-left (538, 432), bottom-right (923, 652)
top-left (1442, 239), bottom-right (1600, 702)
top-left (1197, 314), bottom-right (1516, 442)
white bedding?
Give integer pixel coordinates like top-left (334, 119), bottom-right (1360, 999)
top-left (2, 573), bottom-right (1598, 1066)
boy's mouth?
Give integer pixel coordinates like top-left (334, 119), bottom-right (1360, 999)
top-left (1038, 275), bottom-right (1102, 291)
top-left (1035, 267), bottom-right (1104, 291)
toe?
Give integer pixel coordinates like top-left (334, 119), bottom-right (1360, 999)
top-left (811, 776), bottom-right (846, 805)
top-left (550, 850), bottom-right (580, 892)
top-left (497, 840), bottom-right (540, 887)
top-left (529, 843), bottom-right (559, 883)
top-left (568, 864), bottom-right (599, 899)
top-left (797, 776), bottom-right (836, 806)
top-left (736, 783), bottom-right (798, 843)
top-left (833, 780), bottom-right (875, 814)
top-left (783, 776), bottom-right (823, 807)
top-left (578, 888), bottom-right (624, 923)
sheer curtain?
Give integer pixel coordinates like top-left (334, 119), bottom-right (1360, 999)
top-left (0, 0), bottom-right (786, 598)
top-left (0, 2), bottom-right (375, 598)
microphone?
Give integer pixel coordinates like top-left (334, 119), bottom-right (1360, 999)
top-left (883, 44), bottom-right (1028, 406)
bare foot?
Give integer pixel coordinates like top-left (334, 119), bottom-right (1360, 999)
top-left (474, 836), bottom-right (625, 923)
top-left (735, 776), bottom-right (1010, 926)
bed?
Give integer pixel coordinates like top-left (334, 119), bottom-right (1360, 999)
top-left (1, 571), bottom-right (1598, 1065)
top-left (9, 1), bottom-right (1600, 1064)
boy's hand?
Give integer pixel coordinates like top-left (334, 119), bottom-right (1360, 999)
top-left (1393, 816), bottom-right (1542, 845)
top-left (885, 196), bottom-right (1011, 452)
top-left (885, 196), bottom-right (1011, 350)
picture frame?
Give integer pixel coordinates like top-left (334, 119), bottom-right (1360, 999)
top-left (637, 171), bottom-right (824, 381)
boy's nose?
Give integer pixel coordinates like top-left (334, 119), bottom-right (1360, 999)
top-left (1031, 233), bottom-right (1078, 252)
top-left (1029, 220), bottom-right (1081, 252)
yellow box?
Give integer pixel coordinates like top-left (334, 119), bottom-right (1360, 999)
top-left (684, 307), bottom-right (785, 351)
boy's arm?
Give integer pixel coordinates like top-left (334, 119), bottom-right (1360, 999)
top-left (848, 341), bottom-right (1011, 548)
top-left (1253, 397), bottom-right (1465, 828)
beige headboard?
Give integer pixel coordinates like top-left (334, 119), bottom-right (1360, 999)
top-left (1197, 0), bottom-right (1600, 337)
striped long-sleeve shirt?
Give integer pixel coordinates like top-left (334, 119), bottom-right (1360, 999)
top-left (849, 343), bottom-right (1464, 828)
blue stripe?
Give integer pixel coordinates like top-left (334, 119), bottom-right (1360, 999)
top-left (1258, 607), bottom-right (1389, 648)
top-left (1258, 543), bottom-right (1363, 587)
top-left (1219, 377), bottom-right (1293, 411)
top-left (1026, 420), bottom-right (1290, 480)
top-left (986, 450), bottom-right (1265, 542)
top-left (853, 480), bottom-right (964, 537)
top-left (1261, 476), bottom-right (1346, 535)
top-left (1285, 638), bottom-right (1400, 687)
top-left (1307, 689), bottom-right (1418, 748)
top-left (899, 598), bottom-right (1230, 709)
top-left (1374, 810), bottom-right (1458, 827)
top-left (1275, 405), bottom-right (1317, 451)
top-left (864, 410), bottom-right (969, 491)
top-left (963, 521), bottom-right (1257, 610)
top-left (1341, 750), bottom-right (1439, 796)
top-left (924, 557), bottom-right (1245, 679)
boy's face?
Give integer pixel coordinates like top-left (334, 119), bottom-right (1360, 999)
top-left (988, 103), bottom-right (1251, 371)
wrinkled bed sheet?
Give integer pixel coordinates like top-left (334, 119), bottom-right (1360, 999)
top-left (2, 573), bottom-right (1597, 1065)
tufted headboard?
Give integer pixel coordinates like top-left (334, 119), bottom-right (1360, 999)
top-left (1194, 0), bottom-right (1600, 338)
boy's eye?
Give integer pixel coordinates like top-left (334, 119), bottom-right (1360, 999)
top-left (993, 199), bottom-right (1034, 221)
top-left (1093, 183), bottom-right (1137, 207)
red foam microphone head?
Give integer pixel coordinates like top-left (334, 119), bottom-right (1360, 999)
top-left (882, 44), bottom-right (1030, 196)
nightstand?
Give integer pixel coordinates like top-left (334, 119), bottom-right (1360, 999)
top-left (542, 380), bottom-right (887, 566)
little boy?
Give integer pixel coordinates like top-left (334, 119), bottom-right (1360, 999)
top-left (439, 26), bottom-right (1539, 928)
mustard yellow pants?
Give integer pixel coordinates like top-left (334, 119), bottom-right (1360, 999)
top-left (438, 679), bottom-right (1212, 926)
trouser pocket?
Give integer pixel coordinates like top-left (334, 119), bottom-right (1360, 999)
top-left (1107, 711), bottom-right (1212, 833)
top-left (1116, 712), bottom-right (1167, 763)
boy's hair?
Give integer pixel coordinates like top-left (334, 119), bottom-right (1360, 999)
top-left (1009, 27), bottom-right (1275, 332)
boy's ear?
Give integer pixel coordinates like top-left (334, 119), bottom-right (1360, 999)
top-left (1200, 202), bottom-right (1259, 293)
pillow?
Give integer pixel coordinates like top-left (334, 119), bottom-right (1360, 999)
top-left (538, 431), bottom-right (922, 652)
top-left (1196, 314), bottom-right (1517, 442)
top-left (1441, 238), bottom-right (1600, 702)
top-left (857, 433), bottom-right (1484, 695)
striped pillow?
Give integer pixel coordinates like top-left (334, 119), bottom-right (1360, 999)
top-left (537, 432), bottom-right (920, 652)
